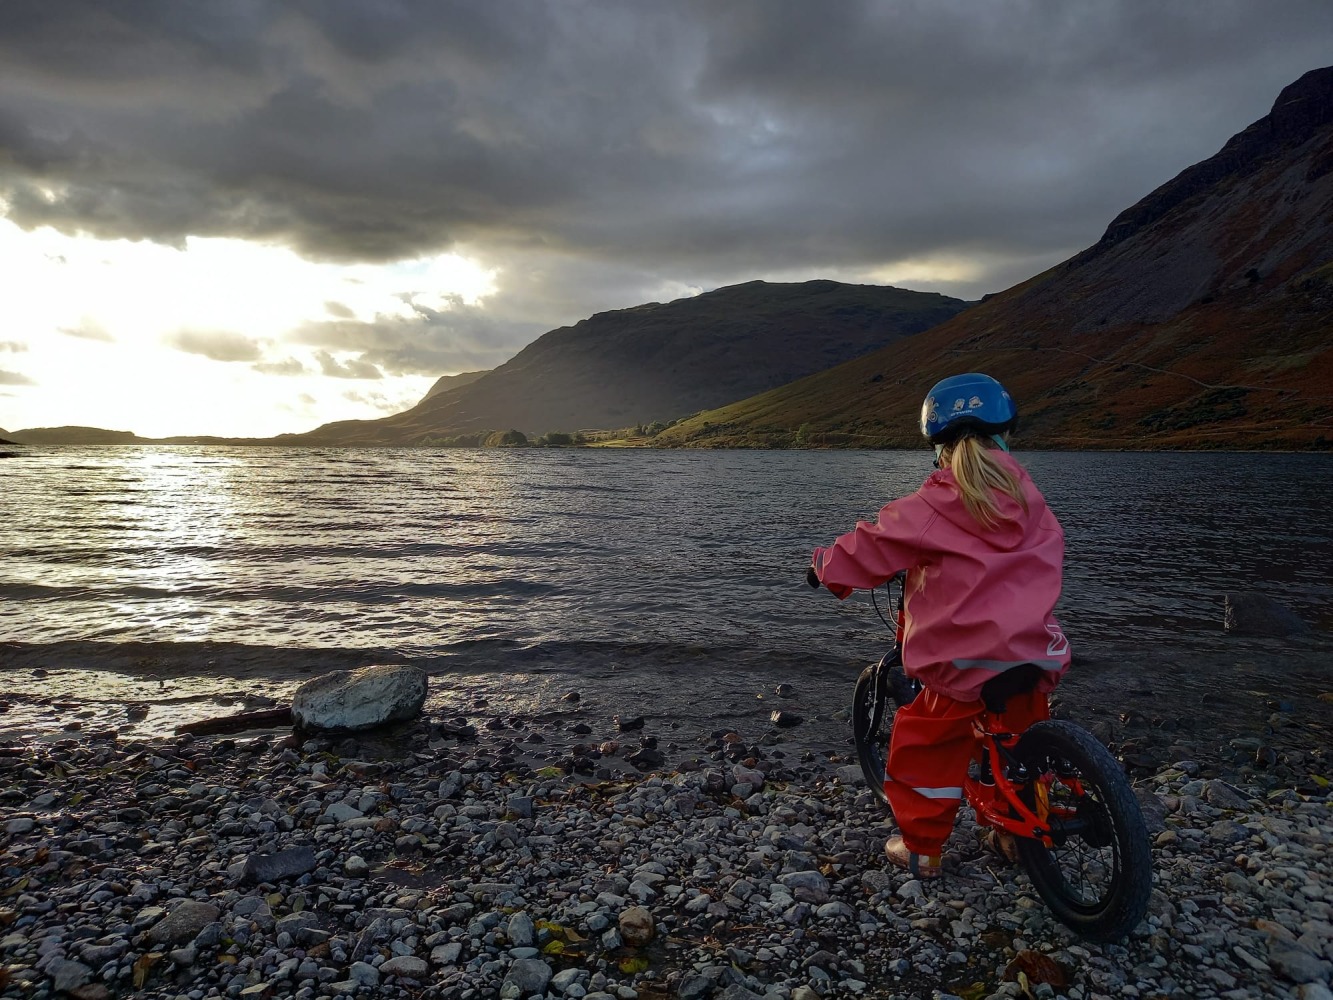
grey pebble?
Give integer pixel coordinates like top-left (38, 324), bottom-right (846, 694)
top-left (0, 712), bottom-right (1324, 1000)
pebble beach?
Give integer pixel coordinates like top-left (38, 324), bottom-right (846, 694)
top-left (1, 639), bottom-right (1331, 1000)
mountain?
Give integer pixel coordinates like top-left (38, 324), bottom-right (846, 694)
top-left (282, 280), bottom-right (971, 444)
top-left (422, 370), bottom-right (488, 400)
top-left (657, 67), bottom-right (1333, 450)
top-left (2, 426), bottom-right (280, 446)
top-left (8, 426), bottom-right (144, 445)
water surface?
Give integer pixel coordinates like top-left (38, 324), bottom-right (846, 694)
top-left (4, 447), bottom-right (1331, 656)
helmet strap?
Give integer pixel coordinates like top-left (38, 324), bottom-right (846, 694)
top-left (932, 443), bottom-right (945, 469)
top-left (991, 434), bottom-right (1010, 453)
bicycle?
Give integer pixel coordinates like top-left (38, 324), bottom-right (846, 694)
top-left (834, 569), bottom-right (1153, 942)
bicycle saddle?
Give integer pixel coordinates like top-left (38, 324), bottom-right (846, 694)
top-left (980, 662), bottom-right (1045, 715)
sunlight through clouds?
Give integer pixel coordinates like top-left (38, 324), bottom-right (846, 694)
top-left (866, 255), bottom-right (985, 290)
top-left (0, 221), bottom-right (497, 437)
top-left (864, 248), bottom-right (1064, 300)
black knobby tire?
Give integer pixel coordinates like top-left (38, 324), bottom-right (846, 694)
top-left (1011, 720), bottom-right (1153, 942)
top-left (852, 655), bottom-right (911, 809)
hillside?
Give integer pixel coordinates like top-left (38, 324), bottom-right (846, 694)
top-left (1, 426), bottom-right (277, 446)
top-left (657, 67), bottom-right (1333, 451)
top-left (422, 370), bottom-right (487, 400)
top-left (282, 280), bottom-right (971, 444)
top-left (7, 426), bottom-right (145, 445)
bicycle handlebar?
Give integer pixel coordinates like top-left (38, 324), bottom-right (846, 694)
top-left (807, 565), bottom-right (908, 593)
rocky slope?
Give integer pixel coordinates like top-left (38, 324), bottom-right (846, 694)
top-left (281, 281), bottom-right (970, 445)
top-left (658, 67), bottom-right (1333, 450)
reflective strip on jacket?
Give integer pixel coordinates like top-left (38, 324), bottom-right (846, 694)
top-left (812, 451), bottom-right (1070, 703)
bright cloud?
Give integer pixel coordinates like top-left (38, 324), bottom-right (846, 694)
top-left (0, 220), bottom-right (499, 436)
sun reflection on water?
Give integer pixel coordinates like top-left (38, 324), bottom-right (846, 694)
top-left (2, 446), bottom-right (1330, 652)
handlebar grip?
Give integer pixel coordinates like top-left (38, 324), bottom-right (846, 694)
top-left (806, 566), bottom-right (821, 589)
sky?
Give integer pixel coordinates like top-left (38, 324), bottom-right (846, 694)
top-left (1, 2), bottom-right (1330, 439)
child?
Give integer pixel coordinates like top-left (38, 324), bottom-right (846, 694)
top-left (809, 373), bottom-right (1070, 878)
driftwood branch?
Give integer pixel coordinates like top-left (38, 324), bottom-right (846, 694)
top-left (175, 707), bottom-right (293, 736)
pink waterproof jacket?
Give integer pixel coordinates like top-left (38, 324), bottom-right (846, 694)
top-left (812, 451), bottom-right (1070, 703)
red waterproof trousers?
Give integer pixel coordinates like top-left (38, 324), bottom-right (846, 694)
top-left (884, 687), bottom-right (1050, 855)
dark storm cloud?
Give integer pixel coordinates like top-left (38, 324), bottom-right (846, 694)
top-left (1, 0), bottom-right (1330, 329)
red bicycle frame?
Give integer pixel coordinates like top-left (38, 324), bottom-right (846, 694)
top-left (965, 717), bottom-right (1092, 849)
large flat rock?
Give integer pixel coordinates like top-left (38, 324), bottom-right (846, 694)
top-left (291, 664), bottom-right (428, 731)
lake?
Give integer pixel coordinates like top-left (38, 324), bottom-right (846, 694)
top-left (4, 446), bottom-right (1331, 656)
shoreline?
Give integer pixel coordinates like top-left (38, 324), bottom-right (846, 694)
top-left (0, 634), bottom-right (1327, 1000)
top-left (0, 635), bottom-right (1330, 997)
top-left (1, 633), bottom-right (1330, 778)
top-left (5, 438), bottom-right (1333, 453)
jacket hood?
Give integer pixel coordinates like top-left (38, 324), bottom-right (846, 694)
top-left (917, 450), bottom-right (1043, 551)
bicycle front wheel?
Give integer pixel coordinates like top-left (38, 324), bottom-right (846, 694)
top-left (1011, 720), bottom-right (1153, 942)
top-left (851, 659), bottom-right (896, 809)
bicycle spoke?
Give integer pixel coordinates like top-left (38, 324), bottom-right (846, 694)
top-left (1043, 772), bottom-right (1118, 906)
top-left (1011, 721), bottom-right (1152, 941)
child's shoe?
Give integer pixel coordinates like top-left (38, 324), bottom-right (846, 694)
top-left (884, 835), bottom-right (943, 878)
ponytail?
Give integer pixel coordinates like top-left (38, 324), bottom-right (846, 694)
top-left (937, 434), bottom-right (1028, 527)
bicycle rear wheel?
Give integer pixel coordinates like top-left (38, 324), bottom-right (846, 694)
top-left (1011, 720), bottom-right (1152, 941)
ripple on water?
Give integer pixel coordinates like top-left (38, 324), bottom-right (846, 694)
top-left (0, 447), bottom-right (1329, 655)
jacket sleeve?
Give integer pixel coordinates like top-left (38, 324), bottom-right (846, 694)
top-left (811, 495), bottom-right (932, 600)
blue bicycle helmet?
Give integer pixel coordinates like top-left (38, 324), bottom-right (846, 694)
top-left (920, 372), bottom-right (1017, 444)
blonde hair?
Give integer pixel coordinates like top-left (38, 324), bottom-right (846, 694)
top-left (937, 434), bottom-right (1028, 527)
